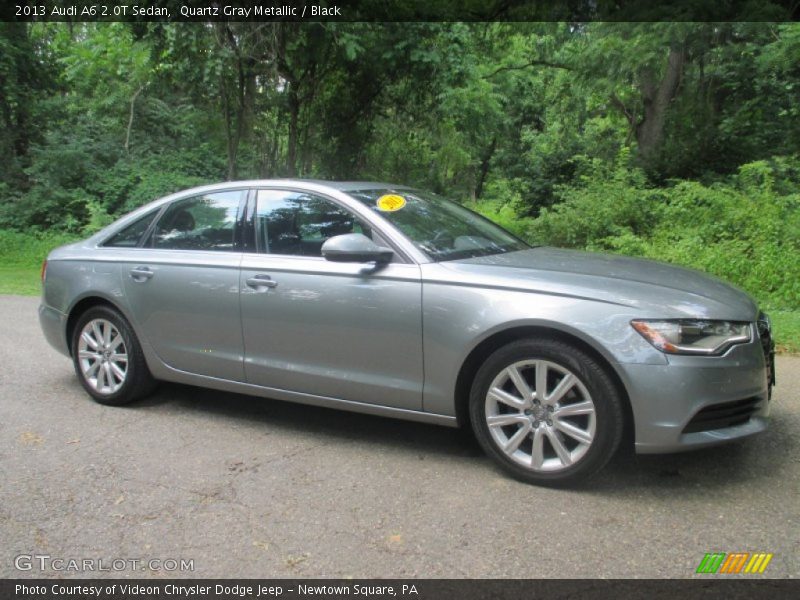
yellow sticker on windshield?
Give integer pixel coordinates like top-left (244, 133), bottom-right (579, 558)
top-left (376, 194), bottom-right (406, 212)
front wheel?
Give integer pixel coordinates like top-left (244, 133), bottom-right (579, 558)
top-left (71, 305), bottom-right (157, 406)
top-left (469, 338), bottom-right (624, 486)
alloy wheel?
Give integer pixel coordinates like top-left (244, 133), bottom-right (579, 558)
top-left (484, 359), bottom-right (596, 472)
top-left (77, 318), bottom-right (128, 395)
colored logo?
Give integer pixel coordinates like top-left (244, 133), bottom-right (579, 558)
top-left (696, 552), bottom-right (773, 574)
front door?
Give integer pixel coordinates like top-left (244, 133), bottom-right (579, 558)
top-left (240, 188), bottom-right (423, 410)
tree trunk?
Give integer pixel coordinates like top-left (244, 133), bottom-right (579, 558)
top-left (636, 44), bottom-right (685, 165)
top-left (220, 74), bottom-right (238, 180)
top-left (215, 23), bottom-right (257, 181)
top-left (474, 137), bottom-right (497, 200)
top-left (286, 86), bottom-right (300, 176)
top-left (124, 85), bottom-right (144, 153)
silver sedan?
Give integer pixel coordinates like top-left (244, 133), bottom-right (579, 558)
top-left (39, 180), bottom-right (775, 485)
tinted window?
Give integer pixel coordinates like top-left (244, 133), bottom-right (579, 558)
top-left (256, 190), bottom-right (370, 257)
top-left (149, 191), bottom-right (242, 251)
top-left (103, 210), bottom-right (158, 248)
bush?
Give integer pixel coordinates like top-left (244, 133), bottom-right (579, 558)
top-left (467, 178), bottom-right (537, 240)
top-left (0, 230), bottom-right (79, 268)
top-left (528, 159), bottom-right (668, 249)
top-left (516, 156), bottom-right (800, 310)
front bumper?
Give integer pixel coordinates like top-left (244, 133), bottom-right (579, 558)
top-left (618, 338), bottom-right (771, 454)
top-left (39, 303), bottom-right (70, 357)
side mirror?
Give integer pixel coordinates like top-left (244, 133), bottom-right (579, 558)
top-left (321, 233), bottom-right (394, 264)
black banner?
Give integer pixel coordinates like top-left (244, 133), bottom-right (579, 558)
top-left (3, 0), bottom-right (799, 23)
top-left (2, 579), bottom-right (799, 600)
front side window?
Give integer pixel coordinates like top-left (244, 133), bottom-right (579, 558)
top-left (103, 210), bottom-right (158, 248)
top-left (255, 190), bottom-right (371, 257)
top-left (149, 191), bottom-right (242, 251)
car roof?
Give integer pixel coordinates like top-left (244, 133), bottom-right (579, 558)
top-left (84, 179), bottom-right (423, 253)
top-left (249, 179), bottom-right (413, 192)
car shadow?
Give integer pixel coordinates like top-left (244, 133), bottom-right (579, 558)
top-left (121, 380), bottom-right (790, 493)
top-left (134, 381), bottom-right (485, 460)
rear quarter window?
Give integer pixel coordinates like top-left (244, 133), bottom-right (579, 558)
top-left (103, 210), bottom-right (159, 248)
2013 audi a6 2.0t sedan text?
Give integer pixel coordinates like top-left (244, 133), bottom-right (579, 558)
top-left (38, 180), bottom-right (776, 485)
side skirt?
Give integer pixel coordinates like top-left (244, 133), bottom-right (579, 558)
top-left (147, 354), bottom-right (458, 428)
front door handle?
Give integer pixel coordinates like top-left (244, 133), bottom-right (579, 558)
top-left (246, 274), bottom-right (278, 290)
top-left (130, 266), bottom-right (154, 282)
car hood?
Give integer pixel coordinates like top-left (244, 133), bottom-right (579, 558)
top-left (436, 247), bottom-right (758, 320)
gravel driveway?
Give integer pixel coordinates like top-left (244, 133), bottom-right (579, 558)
top-left (1, 295), bottom-right (797, 578)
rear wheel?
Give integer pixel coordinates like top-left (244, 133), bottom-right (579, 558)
top-left (469, 338), bottom-right (624, 486)
top-left (71, 306), bottom-right (156, 405)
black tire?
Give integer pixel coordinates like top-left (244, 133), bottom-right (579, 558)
top-left (469, 338), bottom-right (624, 486)
top-left (70, 305), bottom-right (157, 406)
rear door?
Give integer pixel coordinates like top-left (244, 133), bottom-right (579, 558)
top-left (120, 190), bottom-right (246, 381)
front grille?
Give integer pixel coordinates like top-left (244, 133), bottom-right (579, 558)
top-left (758, 311), bottom-right (776, 392)
top-left (683, 397), bottom-right (761, 434)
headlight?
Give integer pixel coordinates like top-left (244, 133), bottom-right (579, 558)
top-left (631, 319), bottom-right (752, 355)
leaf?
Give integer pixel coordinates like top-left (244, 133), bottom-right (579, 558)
top-left (19, 432), bottom-right (44, 445)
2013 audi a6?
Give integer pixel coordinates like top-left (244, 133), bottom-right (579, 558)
top-left (39, 180), bottom-right (775, 485)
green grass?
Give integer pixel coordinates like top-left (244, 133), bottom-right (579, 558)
top-left (0, 231), bottom-right (77, 265)
top-left (0, 267), bottom-right (42, 296)
top-left (1, 231), bottom-right (797, 354)
top-left (769, 310), bottom-right (800, 355)
top-left (0, 230), bottom-right (77, 296)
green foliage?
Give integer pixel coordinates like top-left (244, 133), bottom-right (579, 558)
top-left (468, 202), bottom-right (532, 241)
top-left (0, 22), bottom-right (798, 350)
top-left (0, 230), bottom-right (78, 268)
top-left (769, 311), bottom-right (800, 354)
top-left (4, 21), bottom-right (800, 228)
top-left (527, 153), bottom-right (665, 247)
top-left (524, 157), bottom-right (800, 310)
top-left (0, 268), bottom-right (43, 296)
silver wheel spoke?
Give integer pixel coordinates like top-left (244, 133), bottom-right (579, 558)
top-left (79, 350), bottom-right (99, 360)
top-left (85, 360), bottom-right (101, 378)
top-left (554, 419), bottom-right (594, 445)
top-left (488, 387), bottom-right (529, 411)
top-left (96, 363), bottom-right (107, 390)
top-left (91, 322), bottom-right (104, 346)
top-left (535, 362), bottom-right (548, 401)
top-left (506, 365), bottom-right (533, 400)
top-left (503, 422), bottom-right (532, 454)
top-left (546, 429), bottom-right (573, 466)
top-left (112, 353), bottom-right (128, 363)
top-left (547, 373), bottom-right (576, 405)
top-left (103, 363), bottom-right (115, 387)
top-left (109, 334), bottom-right (125, 351)
top-left (109, 362), bottom-right (126, 382)
top-left (81, 331), bottom-right (99, 351)
top-left (531, 428), bottom-right (545, 469)
top-left (487, 413), bottom-right (529, 428)
top-left (554, 400), bottom-right (594, 418)
top-left (103, 322), bottom-right (112, 346)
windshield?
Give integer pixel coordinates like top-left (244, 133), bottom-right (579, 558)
top-left (346, 189), bottom-right (529, 261)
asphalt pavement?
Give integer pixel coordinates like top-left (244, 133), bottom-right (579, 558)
top-left (1, 295), bottom-right (798, 578)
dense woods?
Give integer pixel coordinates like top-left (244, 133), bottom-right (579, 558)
top-left (0, 22), bottom-right (798, 329)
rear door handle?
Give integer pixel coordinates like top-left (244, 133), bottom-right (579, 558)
top-left (130, 266), bottom-right (154, 282)
top-left (246, 274), bottom-right (278, 289)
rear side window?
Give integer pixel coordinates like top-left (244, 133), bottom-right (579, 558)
top-left (103, 210), bottom-right (158, 248)
top-left (148, 191), bottom-right (243, 252)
